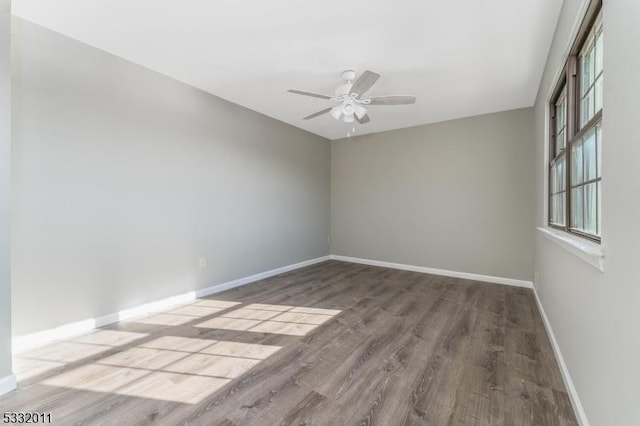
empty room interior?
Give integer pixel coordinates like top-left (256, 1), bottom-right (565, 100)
top-left (0, 0), bottom-right (639, 424)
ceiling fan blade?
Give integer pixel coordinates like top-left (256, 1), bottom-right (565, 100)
top-left (349, 70), bottom-right (380, 98)
top-left (356, 114), bottom-right (370, 124)
top-left (367, 95), bottom-right (417, 105)
top-left (287, 89), bottom-right (334, 100)
top-left (303, 107), bottom-right (333, 120)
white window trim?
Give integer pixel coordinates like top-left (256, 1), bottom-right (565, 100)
top-left (537, 227), bottom-right (605, 272)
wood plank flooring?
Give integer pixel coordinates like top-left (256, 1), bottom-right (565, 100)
top-left (0, 260), bottom-right (577, 425)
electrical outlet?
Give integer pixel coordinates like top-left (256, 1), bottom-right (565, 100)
top-left (198, 256), bottom-right (207, 269)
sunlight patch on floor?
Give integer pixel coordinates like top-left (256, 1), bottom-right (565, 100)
top-left (68, 330), bottom-right (147, 346)
top-left (196, 316), bottom-right (261, 331)
top-left (244, 303), bottom-right (293, 312)
top-left (195, 303), bottom-right (339, 336)
top-left (203, 341), bottom-right (282, 360)
top-left (168, 305), bottom-right (228, 317)
top-left (43, 364), bottom-right (150, 393)
top-left (28, 333), bottom-right (282, 404)
top-left (19, 341), bottom-right (111, 363)
top-left (13, 359), bottom-right (66, 381)
top-left (131, 313), bottom-right (195, 326)
top-left (116, 371), bottom-right (230, 404)
top-left (13, 330), bottom-right (148, 381)
top-left (192, 300), bottom-right (241, 309)
top-left (98, 347), bottom-right (190, 370)
top-left (140, 335), bottom-right (216, 352)
top-left (221, 308), bottom-right (281, 321)
top-left (163, 353), bottom-right (260, 379)
top-left (13, 299), bottom-right (340, 404)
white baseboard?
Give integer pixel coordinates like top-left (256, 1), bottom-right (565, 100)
top-left (329, 255), bottom-right (533, 288)
top-left (193, 255), bottom-right (330, 298)
top-left (0, 374), bottom-right (16, 396)
top-left (533, 288), bottom-right (589, 426)
top-left (12, 255), bottom-right (330, 354)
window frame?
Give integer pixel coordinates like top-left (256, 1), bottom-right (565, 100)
top-left (549, 78), bottom-right (568, 229)
top-left (548, 0), bottom-right (602, 243)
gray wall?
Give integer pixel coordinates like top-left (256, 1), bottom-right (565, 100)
top-left (11, 18), bottom-right (330, 336)
top-left (331, 108), bottom-right (534, 281)
top-left (0, 0), bottom-right (12, 381)
top-left (533, 0), bottom-right (640, 424)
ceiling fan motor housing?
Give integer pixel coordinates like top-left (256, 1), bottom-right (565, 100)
top-left (341, 70), bottom-right (356, 82)
top-left (335, 70), bottom-right (357, 97)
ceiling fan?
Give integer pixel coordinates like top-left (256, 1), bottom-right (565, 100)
top-left (287, 70), bottom-right (417, 124)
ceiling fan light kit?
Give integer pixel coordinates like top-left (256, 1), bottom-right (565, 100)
top-left (288, 70), bottom-right (417, 126)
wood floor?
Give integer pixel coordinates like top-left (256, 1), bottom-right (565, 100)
top-left (0, 260), bottom-right (577, 425)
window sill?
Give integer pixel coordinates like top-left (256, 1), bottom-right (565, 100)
top-left (537, 227), bottom-right (605, 272)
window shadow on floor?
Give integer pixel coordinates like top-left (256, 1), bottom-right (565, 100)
top-left (9, 298), bottom-right (341, 410)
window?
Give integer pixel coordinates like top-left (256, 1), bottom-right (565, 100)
top-left (549, 1), bottom-right (602, 241)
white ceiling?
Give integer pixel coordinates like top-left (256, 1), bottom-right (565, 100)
top-left (12, 0), bottom-right (562, 140)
